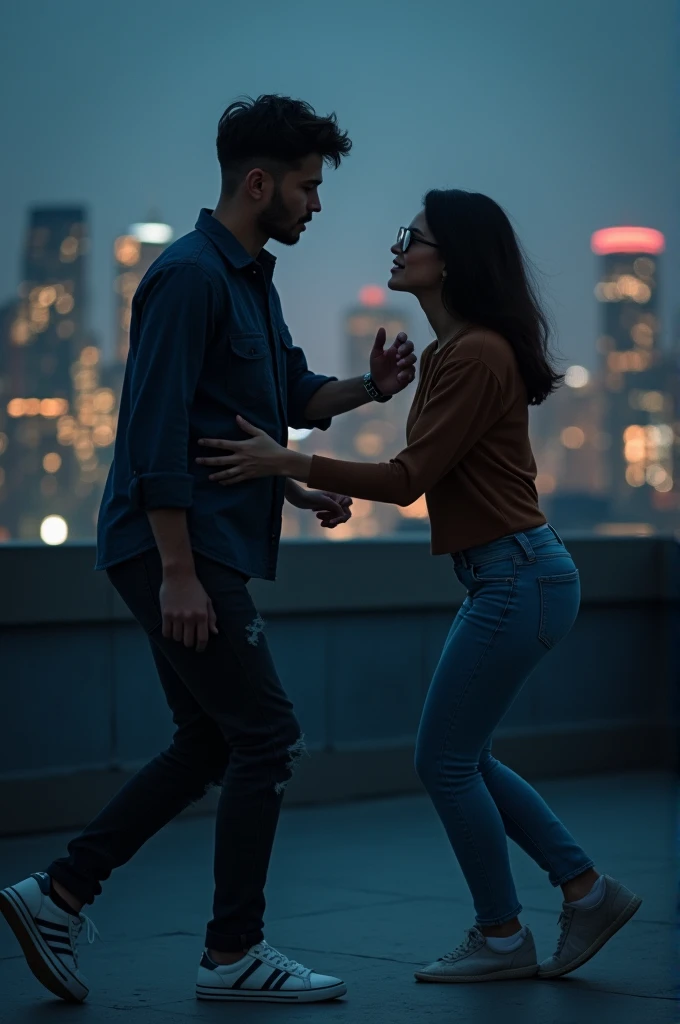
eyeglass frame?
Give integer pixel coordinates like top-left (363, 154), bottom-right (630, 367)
top-left (396, 226), bottom-right (440, 253)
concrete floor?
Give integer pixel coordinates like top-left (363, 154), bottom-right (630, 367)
top-left (0, 772), bottom-right (676, 1024)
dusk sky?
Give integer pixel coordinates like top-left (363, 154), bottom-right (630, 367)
top-left (0, 0), bottom-right (677, 377)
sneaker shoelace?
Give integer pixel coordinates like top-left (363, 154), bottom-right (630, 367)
top-left (439, 928), bottom-right (482, 963)
top-left (261, 944), bottom-right (310, 978)
top-left (554, 908), bottom-right (574, 955)
top-left (69, 913), bottom-right (100, 968)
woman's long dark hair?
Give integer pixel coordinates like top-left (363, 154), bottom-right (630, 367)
top-left (424, 189), bottom-right (562, 405)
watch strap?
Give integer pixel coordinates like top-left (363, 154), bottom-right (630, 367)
top-left (363, 372), bottom-right (392, 403)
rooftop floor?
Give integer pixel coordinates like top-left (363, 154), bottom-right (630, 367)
top-left (0, 771), bottom-right (676, 1023)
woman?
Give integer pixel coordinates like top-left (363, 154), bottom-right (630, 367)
top-left (196, 189), bottom-right (642, 984)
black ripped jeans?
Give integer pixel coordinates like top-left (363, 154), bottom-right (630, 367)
top-left (47, 548), bottom-right (302, 952)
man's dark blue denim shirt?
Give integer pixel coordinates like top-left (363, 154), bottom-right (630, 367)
top-left (96, 210), bottom-right (336, 580)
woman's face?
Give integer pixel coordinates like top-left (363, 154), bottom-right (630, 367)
top-left (388, 210), bottom-right (446, 295)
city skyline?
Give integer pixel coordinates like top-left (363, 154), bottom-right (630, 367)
top-left (1, 195), bottom-right (679, 543)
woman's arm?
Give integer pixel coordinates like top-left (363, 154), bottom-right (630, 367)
top-left (303, 359), bottom-right (503, 505)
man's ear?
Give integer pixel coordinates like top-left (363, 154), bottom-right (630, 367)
top-left (244, 167), bottom-right (267, 202)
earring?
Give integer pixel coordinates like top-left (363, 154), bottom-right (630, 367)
top-left (442, 269), bottom-right (448, 280)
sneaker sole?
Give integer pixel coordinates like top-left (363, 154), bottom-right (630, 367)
top-left (0, 887), bottom-right (88, 1003)
top-left (538, 894), bottom-right (643, 979)
top-left (196, 981), bottom-right (347, 1003)
top-left (414, 964), bottom-right (539, 984)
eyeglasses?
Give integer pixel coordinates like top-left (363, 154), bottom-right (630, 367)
top-left (396, 226), bottom-right (440, 253)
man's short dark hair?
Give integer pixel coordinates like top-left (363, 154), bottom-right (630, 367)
top-left (217, 94), bottom-right (352, 194)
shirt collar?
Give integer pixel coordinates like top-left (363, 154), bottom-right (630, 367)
top-left (195, 209), bottom-right (277, 274)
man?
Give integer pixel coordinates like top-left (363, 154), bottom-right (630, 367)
top-left (0, 95), bottom-right (417, 1005)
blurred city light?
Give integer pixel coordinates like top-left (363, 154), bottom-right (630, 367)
top-left (129, 222), bottom-right (173, 244)
top-left (40, 515), bottom-right (68, 545)
top-left (288, 427), bottom-right (313, 442)
top-left (42, 453), bottom-right (62, 473)
top-left (114, 236), bottom-right (142, 266)
top-left (565, 365), bottom-right (590, 388)
top-left (535, 472), bottom-right (556, 494)
top-left (355, 431), bottom-right (384, 456)
top-left (561, 426), bottom-right (586, 449)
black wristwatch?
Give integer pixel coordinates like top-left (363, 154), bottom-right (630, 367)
top-left (363, 372), bottom-right (392, 403)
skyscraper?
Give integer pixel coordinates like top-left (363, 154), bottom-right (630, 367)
top-left (113, 220), bottom-right (173, 368)
top-left (3, 208), bottom-right (88, 540)
top-left (592, 226), bottom-right (668, 523)
top-left (1, 207), bottom-right (119, 542)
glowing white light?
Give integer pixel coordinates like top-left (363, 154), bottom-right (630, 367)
top-left (40, 515), bottom-right (68, 546)
top-left (288, 427), bottom-right (313, 442)
top-left (129, 223), bottom-right (173, 245)
top-left (565, 365), bottom-right (590, 388)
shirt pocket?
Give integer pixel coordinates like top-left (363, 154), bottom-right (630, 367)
top-left (228, 332), bottom-right (273, 403)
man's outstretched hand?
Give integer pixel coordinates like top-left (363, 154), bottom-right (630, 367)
top-left (369, 328), bottom-right (417, 397)
top-left (288, 485), bottom-right (353, 528)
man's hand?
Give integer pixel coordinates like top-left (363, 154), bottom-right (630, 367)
top-left (160, 568), bottom-right (218, 653)
top-left (369, 328), bottom-right (417, 397)
top-left (297, 488), bottom-right (353, 528)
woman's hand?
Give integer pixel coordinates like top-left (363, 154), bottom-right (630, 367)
top-left (197, 416), bottom-right (306, 484)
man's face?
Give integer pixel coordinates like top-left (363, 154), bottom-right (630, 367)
top-left (257, 153), bottom-right (324, 246)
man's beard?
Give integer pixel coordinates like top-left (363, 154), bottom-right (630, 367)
top-left (257, 185), bottom-right (308, 246)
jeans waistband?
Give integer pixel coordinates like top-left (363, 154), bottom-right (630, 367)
top-left (453, 524), bottom-right (564, 569)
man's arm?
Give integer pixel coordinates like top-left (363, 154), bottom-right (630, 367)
top-left (146, 508), bottom-right (218, 653)
top-left (127, 264), bottom-right (212, 509)
top-left (147, 509), bottom-right (194, 575)
top-left (284, 479), bottom-right (308, 504)
top-left (127, 264), bottom-right (218, 652)
top-left (302, 329), bottom-right (417, 420)
top-left (303, 377), bottom-right (370, 420)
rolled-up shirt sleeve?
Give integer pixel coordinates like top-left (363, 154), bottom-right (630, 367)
top-left (281, 326), bottom-right (337, 430)
top-left (126, 263), bottom-right (213, 510)
top-left (308, 358), bottom-right (504, 505)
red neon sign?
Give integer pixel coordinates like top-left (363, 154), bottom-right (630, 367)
top-left (359, 285), bottom-right (386, 307)
top-left (591, 227), bottom-right (665, 256)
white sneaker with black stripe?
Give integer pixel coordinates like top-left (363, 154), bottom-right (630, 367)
top-left (0, 872), bottom-right (98, 1003)
top-left (196, 941), bottom-right (347, 1003)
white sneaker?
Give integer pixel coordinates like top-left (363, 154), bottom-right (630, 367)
top-left (538, 875), bottom-right (642, 978)
top-left (0, 872), bottom-right (98, 1003)
top-left (415, 926), bottom-right (539, 983)
top-left (196, 941), bottom-right (347, 1003)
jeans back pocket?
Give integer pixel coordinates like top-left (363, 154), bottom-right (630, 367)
top-left (537, 569), bottom-right (580, 649)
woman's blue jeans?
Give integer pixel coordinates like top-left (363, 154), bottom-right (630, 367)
top-left (414, 523), bottom-right (594, 927)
